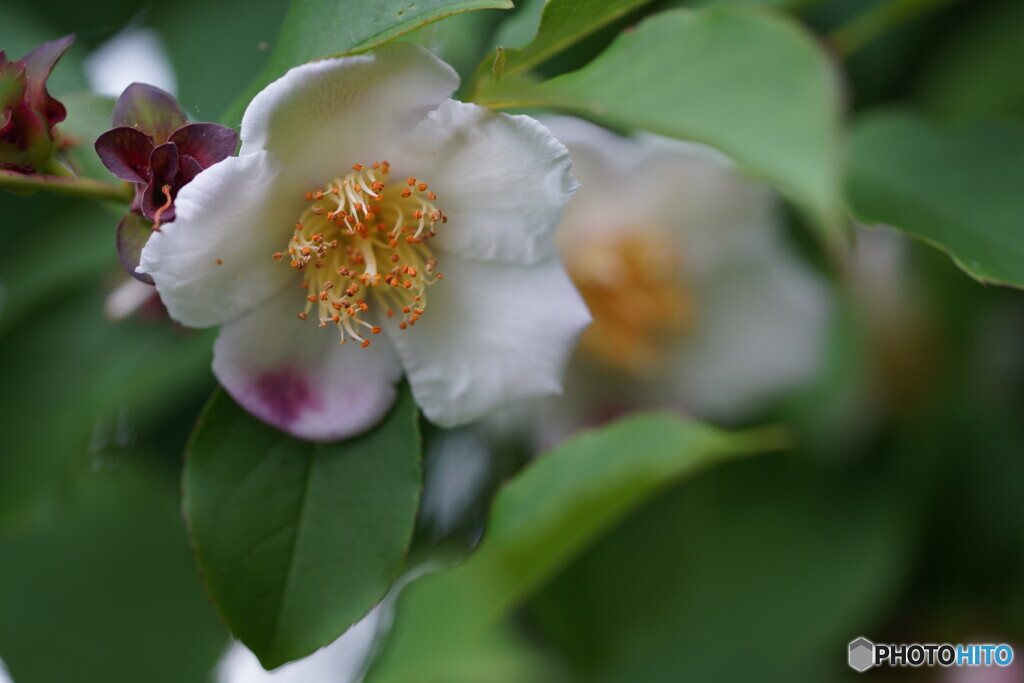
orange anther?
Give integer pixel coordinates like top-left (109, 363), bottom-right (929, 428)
top-left (305, 191), bottom-right (313, 200)
top-left (272, 252), bottom-right (283, 261)
top-left (315, 190), bottom-right (324, 200)
top-left (407, 177), bottom-right (416, 186)
top-left (361, 339), bottom-right (371, 348)
top-left (301, 246), bottom-right (312, 255)
top-left (390, 254), bottom-right (400, 262)
top-left (401, 188), bottom-right (412, 198)
top-left (332, 314), bottom-right (340, 323)
top-left (371, 326), bottom-right (382, 334)
top-left (427, 192), bottom-right (436, 200)
top-left (306, 294), bottom-right (317, 303)
top-left (412, 210), bottom-right (423, 219)
top-left (298, 312), bottom-right (308, 320)
top-left (399, 321), bottom-right (407, 330)
top-left (352, 163), bottom-right (363, 171)
top-left (386, 309), bottom-right (394, 318)
top-left (417, 183), bottom-right (427, 191)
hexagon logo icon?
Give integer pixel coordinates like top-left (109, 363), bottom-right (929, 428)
top-left (849, 637), bottom-right (875, 672)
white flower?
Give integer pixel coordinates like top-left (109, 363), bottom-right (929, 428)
top-left (139, 44), bottom-right (589, 441)
top-left (542, 117), bottom-right (830, 427)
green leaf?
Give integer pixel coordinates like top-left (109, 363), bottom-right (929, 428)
top-left (0, 466), bottom-right (227, 683)
top-left (847, 110), bottom-right (1024, 288)
top-left (474, 7), bottom-right (845, 238)
top-left (527, 450), bottom-right (917, 682)
top-left (184, 386), bottom-right (423, 669)
top-left (367, 413), bottom-right (783, 683)
top-left (223, 0), bottom-right (513, 126)
top-left (478, 0), bottom-right (659, 83)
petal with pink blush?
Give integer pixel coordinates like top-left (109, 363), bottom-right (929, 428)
top-left (213, 285), bottom-right (403, 441)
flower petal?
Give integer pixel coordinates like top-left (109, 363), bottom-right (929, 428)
top-left (116, 212), bottom-right (155, 284)
top-left (21, 34), bottom-right (73, 126)
top-left (239, 42), bottom-right (458, 184)
top-left (212, 284), bottom-right (402, 441)
top-left (113, 82), bottom-right (187, 144)
top-left (139, 150), bottom-right (297, 327)
top-left (383, 251), bottom-right (591, 427)
top-left (94, 126), bottom-right (154, 184)
top-left (547, 117), bottom-right (779, 277)
top-left (169, 122), bottom-right (238, 168)
top-left (393, 100), bottom-right (577, 265)
top-left (141, 141), bottom-right (179, 219)
top-left (672, 245), bottom-right (830, 419)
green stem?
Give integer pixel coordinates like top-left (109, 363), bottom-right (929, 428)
top-left (829, 0), bottom-right (955, 58)
top-left (0, 168), bottom-right (134, 203)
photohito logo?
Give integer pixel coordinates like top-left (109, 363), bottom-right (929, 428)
top-left (848, 637), bottom-right (1015, 672)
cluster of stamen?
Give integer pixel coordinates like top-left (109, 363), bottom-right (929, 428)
top-left (566, 231), bottom-right (691, 374)
top-left (272, 161), bottom-right (446, 347)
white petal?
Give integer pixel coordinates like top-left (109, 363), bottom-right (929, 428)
top-left (383, 252), bottom-right (591, 427)
top-left (212, 284), bottom-right (402, 441)
top-left (673, 245), bottom-right (830, 419)
top-left (239, 43), bottom-right (459, 185)
top-left (391, 100), bottom-right (577, 265)
top-left (545, 117), bottom-right (778, 275)
top-left (139, 151), bottom-right (298, 328)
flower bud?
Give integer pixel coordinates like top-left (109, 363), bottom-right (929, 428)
top-left (0, 35), bottom-right (74, 173)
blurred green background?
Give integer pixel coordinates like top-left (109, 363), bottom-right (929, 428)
top-left (1, 0), bottom-right (1022, 681)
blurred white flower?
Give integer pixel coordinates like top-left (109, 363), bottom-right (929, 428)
top-left (542, 117), bottom-right (830, 430)
top-left (216, 607), bottom-right (382, 683)
top-left (419, 425), bottom-right (491, 537)
top-left (0, 656), bottom-right (13, 683)
top-left (83, 27), bottom-right (177, 98)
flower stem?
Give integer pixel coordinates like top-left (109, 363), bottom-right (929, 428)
top-left (829, 0), bottom-right (955, 59)
top-left (0, 168), bottom-right (134, 203)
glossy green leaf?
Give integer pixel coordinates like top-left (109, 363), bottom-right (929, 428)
top-left (184, 386), bottom-right (422, 669)
top-left (848, 110), bottom-right (1024, 288)
top-left (0, 466), bottom-right (227, 683)
top-left (479, 0), bottom-right (658, 83)
top-left (474, 7), bottom-right (844, 237)
top-left (367, 413), bottom-right (783, 683)
top-left (223, 0), bottom-right (513, 126)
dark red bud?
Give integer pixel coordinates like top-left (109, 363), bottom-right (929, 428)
top-left (0, 34), bottom-right (73, 172)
